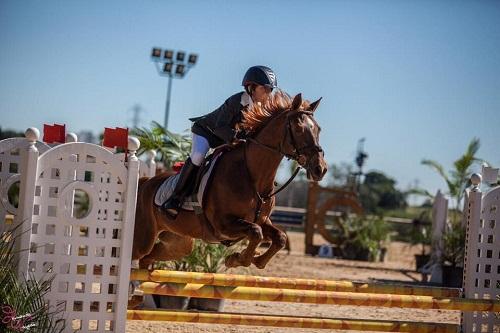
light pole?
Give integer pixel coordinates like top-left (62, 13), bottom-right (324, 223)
top-left (151, 47), bottom-right (198, 129)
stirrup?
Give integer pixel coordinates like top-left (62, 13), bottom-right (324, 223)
top-left (162, 198), bottom-right (180, 219)
top-left (164, 207), bottom-right (179, 219)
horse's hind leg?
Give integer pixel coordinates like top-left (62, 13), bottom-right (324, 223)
top-left (139, 231), bottom-right (194, 268)
top-left (223, 219), bottom-right (263, 268)
top-left (252, 220), bottom-right (287, 269)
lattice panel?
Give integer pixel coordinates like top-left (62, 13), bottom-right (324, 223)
top-left (117, 152), bottom-right (155, 178)
top-left (463, 186), bottom-right (500, 332)
top-left (27, 142), bottom-right (135, 332)
top-left (0, 138), bottom-right (49, 233)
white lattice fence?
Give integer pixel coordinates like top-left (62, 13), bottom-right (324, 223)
top-left (462, 172), bottom-right (500, 332)
top-left (0, 131), bottom-right (50, 233)
top-left (18, 139), bottom-right (139, 332)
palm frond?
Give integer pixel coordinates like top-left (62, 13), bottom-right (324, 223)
top-left (131, 121), bottom-right (192, 168)
top-left (406, 187), bottom-right (434, 199)
top-left (421, 159), bottom-right (455, 192)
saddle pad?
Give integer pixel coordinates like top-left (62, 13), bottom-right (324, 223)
top-left (154, 154), bottom-right (222, 211)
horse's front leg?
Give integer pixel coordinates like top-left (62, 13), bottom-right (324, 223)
top-left (252, 219), bottom-right (287, 269)
top-left (223, 218), bottom-right (263, 268)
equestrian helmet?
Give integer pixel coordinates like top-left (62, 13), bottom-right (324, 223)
top-left (242, 66), bottom-right (277, 89)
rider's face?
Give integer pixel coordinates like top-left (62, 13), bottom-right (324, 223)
top-left (252, 85), bottom-right (273, 104)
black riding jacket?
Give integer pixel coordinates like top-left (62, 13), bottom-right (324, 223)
top-left (190, 92), bottom-right (248, 148)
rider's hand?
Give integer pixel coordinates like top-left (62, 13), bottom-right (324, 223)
top-left (231, 138), bottom-right (246, 146)
top-left (235, 129), bottom-right (247, 139)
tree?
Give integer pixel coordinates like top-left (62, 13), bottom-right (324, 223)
top-left (411, 138), bottom-right (485, 268)
top-left (328, 162), bottom-right (356, 188)
top-left (359, 171), bottom-right (407, 213)
top-left (0, 127), bottom-right (24, 140)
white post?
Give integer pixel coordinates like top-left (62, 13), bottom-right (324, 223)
top-left (429, 190), bottom-right (448, 283)
top-left (431, 190), bottom-right (448, 262)
top-left (114, 136), bottom-right (140, 333)
top-left (65, 132), bottom-right (78, 143)
top-left (15, 127), bottom-right (40, 279)
top-left (145, 149), bottom-right (157, 178)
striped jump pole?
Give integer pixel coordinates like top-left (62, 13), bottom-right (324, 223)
top-left (130, 269), bottom-right (461, 298)
top-left (127, 310), bottom-right (458, 333)
top-left (138, 282), bottom-right (500, 312)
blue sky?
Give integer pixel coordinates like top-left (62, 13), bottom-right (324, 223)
top-left (1, 1), bottom-right (499, 203)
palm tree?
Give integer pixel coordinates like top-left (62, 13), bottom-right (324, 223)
top-left (131, 121), bottom-right (192, 169)
top-left (419, 138), bottom-right (483, 215)
top-left (409, 138), bottom-right (483, 211)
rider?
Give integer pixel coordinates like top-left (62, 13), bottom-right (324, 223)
top-left (161, 65), bottom-right (278, 219)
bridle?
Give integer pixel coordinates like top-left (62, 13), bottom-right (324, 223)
top-left (247, 110), bottom-right (323, 166)
top-left (241, 109), bottom-right (323, 223)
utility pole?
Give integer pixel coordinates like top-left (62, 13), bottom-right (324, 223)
top-left (131, 104), bottom-right (142, 129)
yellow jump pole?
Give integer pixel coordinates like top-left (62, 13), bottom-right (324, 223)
top-left (138, 282), bottom-right (500, 312)
top-left (127, 310), bottom-right (458, 333)
top-left (130, 269), bottom-right (460, 298)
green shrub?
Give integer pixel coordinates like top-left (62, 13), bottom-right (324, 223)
top-left (154, 240), bottom-right (244, 273)
top-left (0, 225), bottom-right (64, 332)
top-left (340, 216), bottom-right (391, 262)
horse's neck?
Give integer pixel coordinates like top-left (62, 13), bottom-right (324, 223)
top-left (246, 116), bottom-right (287, 194)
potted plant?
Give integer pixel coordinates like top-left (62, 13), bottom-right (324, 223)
top-left (154, 240), bottom-right (241, 311)
top-left (439, 221), bottom-right (466, 288)
top-left (151, 259), bottom-right (191, 310)
top-left (186, 240), bottom-right (241, 312)
top-left (341, 216), bottom-right (391, 262)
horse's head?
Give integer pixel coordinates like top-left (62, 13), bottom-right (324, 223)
top-left (284, 94), bottom-right (328, 181)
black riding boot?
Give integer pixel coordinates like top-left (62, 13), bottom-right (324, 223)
top-left (162, 158), bottom-right (199, 219)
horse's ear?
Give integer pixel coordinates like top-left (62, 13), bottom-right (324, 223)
top-left (291, 93), bottom-right (303, 110)
top-left (308, 97), bottom-right (322, 113)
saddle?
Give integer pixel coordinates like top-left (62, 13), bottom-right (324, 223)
top-left (154, 144), bottom-right (235, 213)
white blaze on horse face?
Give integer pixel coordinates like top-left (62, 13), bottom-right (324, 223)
top-left (305, 117), bottom-right (316, 130)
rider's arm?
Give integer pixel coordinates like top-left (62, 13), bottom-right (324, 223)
top-left (211, 96), bottom-right (241, 144)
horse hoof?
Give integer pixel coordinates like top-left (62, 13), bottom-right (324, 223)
top-left (252, 258), bottom-right (267, 269)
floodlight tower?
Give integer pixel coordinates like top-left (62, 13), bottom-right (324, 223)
top-left (151, 47), bottom-right (198, 129)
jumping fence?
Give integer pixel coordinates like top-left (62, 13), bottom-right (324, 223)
top-left (0, 127), bottom-right (499, 332)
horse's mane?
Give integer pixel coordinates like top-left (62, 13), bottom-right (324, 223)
top-left (236, 90), bottom-right (311, 134)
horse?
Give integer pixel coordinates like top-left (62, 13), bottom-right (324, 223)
top-left (131, 91), bottom-right (327, 270)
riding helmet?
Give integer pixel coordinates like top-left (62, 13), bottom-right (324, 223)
top-left (242, 66), bottom-right (278, 89)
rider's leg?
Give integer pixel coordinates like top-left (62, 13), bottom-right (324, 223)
top-left (161, 134), bottom-right (209, 219)
top-left (190, 134), bottom-right (210, 167)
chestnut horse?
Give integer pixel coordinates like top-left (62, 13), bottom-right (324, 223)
top-left (132, 92), bottom-right (327, 270)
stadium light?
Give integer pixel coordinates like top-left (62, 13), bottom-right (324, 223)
top-left (150, 47), bottom-right (198, 129)
top-left (176, 51), bottom-right (186, 62)
top-left (188, 54), bottom-right (198, 65)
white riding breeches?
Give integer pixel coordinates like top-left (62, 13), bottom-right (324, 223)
top-left (190, 133), bottom-right (210, 166)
